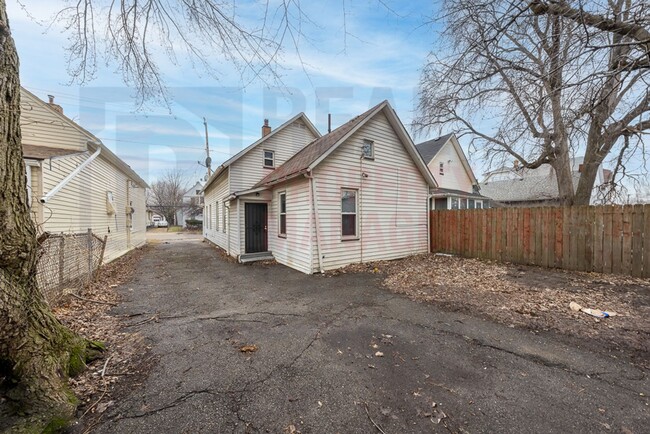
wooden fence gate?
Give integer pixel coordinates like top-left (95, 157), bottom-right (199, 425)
top-left (430, 205), bottom-right (650, 278)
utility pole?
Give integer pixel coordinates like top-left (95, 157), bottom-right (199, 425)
top-left (200, 117), bottom-right (212, 179)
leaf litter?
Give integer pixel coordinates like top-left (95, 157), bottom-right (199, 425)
top-left (337, 253), bottom-right (650, 368)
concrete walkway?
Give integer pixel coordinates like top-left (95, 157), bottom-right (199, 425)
top-left (97, 239), bottom-right (648, 433)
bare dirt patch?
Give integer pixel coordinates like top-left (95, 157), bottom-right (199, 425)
top-left (339, 254), bottom-right (650, 367)
top-left (53, 246), bottom-right (155, 432)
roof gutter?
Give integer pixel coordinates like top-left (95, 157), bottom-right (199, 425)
top-left (40, 146), bottom-right (101, 203)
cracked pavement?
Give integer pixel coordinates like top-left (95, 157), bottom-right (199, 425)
top-left (93, 238), bottom-right (648, 433)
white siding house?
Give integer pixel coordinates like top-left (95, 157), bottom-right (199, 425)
top-left (202, 114), bottom-right (321, 259)
top-left (416, 133), bottom-right (489, 210)
top-left (20, 87), bottom-right (149, 262)
top-left (204, 101), bottom-right (437, 274)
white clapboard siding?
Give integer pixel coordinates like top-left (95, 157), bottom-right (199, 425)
top-left (428, 140), bottom-right (474, 193)
top-left (40, 153), bottom-right (147, 262)
top-left (203, 169), bottom-right (231, 252)
top-left (312, 112), bottom-right (429, 271)
top-left (20, 89), bottom-right (89, 151)
top-left (268, 177), bottom-right (313, 274)
top-left (229, 122), bottom-right (318, 193)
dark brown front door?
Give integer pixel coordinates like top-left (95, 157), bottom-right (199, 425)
top-left (245, 203), bottom-right (268, 253)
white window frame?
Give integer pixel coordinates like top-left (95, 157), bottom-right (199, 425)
top-left (278, 191), bottom-right (287, 237)
top-left (208, 204), bottom-right (212, 229)
top-left (263, 149), bottom-right (275, 168)
top-left (362, 139), bottom-right (374, 160)
top-left (222, 201), bottom-right (226, 233)
top-left (341, 188), bottom-right (359, 240)
top-left (215, 200), bottom-right (219, 230)
top-left (439, 162), bottom-right (444, 175)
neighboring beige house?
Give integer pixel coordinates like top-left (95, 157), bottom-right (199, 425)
top-left (20, 87), bottom-right (149, 262)
top-left (416, 133), bottom-right (489, 210)
top-left (203, 101), bottom-right (437, 274)
top-left (480, 157), bottom-right (613, 206)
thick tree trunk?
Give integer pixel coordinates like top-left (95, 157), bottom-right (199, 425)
top-left (0, 1), bottom-right (102, 430)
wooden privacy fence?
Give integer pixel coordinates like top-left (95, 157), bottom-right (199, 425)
top-left (430, 205), bottom-right (650, 278)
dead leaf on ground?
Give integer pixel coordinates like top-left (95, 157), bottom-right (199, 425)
top-left (239, 344), bottom-right (259, 353)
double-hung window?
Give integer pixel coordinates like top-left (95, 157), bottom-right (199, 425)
top-left (215, 201), bottom-right (219, 230)
top-left (278, 192), bottom-right (287, 237)
top-left (264, 150), bottom-right (275, 168)
top-left (341, 189), bottom-right (358, 239)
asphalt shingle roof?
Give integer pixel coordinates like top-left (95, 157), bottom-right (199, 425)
top-left (254, 101), bottom-right (386, 187)
top-left (480, 172), bottom-right (581, 202)
top-left (415, 133), bottom-right (453, 163)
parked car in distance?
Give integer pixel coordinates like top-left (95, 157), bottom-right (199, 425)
top-left (151, 216), bottom-right (168, 228)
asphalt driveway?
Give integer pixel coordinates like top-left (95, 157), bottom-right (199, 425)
top-left (96, 239), bottom-right (648, 433)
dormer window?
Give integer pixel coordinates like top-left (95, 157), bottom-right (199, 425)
top-left (264, 150), bottom-right (275, 168)
top-left (439, 162), bottom-right (444, 175)
top-left (362, 140), bottom-right (374, 159)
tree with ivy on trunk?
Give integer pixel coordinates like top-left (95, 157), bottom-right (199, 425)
top-left (415, 0), bottom-right (649, 205)
top-left (0, 0), bottom-right (307, 430)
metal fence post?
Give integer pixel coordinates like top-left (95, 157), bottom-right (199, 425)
top-left (87, 228), bottom-right (93, 284)
top-left (58, 236), bottom-right (65, 286)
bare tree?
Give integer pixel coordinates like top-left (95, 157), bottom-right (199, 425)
top-left (0, 0), bottom-right (309, 430)
top-left (148, 169), bottom-right (188, 226)
top-left (415, 0), bottom-right (650, 205)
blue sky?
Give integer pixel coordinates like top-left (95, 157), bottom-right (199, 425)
top-left (8, 0), bottom-right (443, 184)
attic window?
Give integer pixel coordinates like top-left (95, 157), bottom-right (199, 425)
top-left (362, 140), bottom-right (374, 159)
top-left (439, 162), bottom-right (444, 175)
top-left (263, 150), bottom-right (275, 168)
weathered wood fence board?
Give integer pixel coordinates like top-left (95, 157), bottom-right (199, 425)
top-left (430, 205), bottom-right (650, 278)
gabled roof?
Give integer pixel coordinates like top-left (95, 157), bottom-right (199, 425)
top-left (415, 133), bottom-right (453, 164)
top-left (254, 101), bottom-right (437, 189)
top-left (416, 133), bottom-right (479, 187)
top-left (480, 172), bottom-right (581, 202)
top-left (203, 112), bottom-right (320, 191)
top-left (20, 87), bottom-right (149, 188)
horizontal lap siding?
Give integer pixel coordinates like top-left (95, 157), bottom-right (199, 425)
top-left (20, 89), bottom-right (88, 152)
top-left (427, 140), bottom-right (473, 192)
top-left (229, 122), bottom-right (318, 193)
top-left (203, 171), bottom-right (231, 253)
top-left (313, 113), bottom-right (429, 271)
top-left (40, 154), bottom-right (145, 262)
top-left (269, 178), bottom-right (313, 274)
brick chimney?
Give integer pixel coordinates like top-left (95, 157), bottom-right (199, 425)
top-left (47, 95), bottom-right (63, 115)
top-left (262, 119), bottom-right (271, 137)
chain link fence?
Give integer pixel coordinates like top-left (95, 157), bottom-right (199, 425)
top-left (36, 229), bottom-right (107, 305)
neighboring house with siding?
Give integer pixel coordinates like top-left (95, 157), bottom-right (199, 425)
top-left (176, 181), bottom-right (204, 227)
top-left (480, 157), bottom-right (612, 206)
top-left (203, 101), bottom-right (437, 274)
top-left (415, 133), bottom-right (489, 210)
top-left (20, 87), bottom-right (148, 262)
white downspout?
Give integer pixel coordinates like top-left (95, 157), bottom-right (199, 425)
top-left (40, 147), bottom-right (101, 203)
top-left (307, 172), bottom-right (324, 273)
top-left (225, 201), bottom-right (231, 256)
top-left (427, 186), bottom-right (432, 254)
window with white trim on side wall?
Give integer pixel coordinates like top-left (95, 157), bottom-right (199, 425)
top-left (341, 188), bottom-right (358, 239)
top-left (263, 150), bottom-right (275, 168)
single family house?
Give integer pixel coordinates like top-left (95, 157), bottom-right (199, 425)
top-left (176, 180), bottom-right (204, 227)
top-left (20, 87), bottom-right (149, 262)
top-left (203, 101), bottom-right (437, 274)
top-left (416, 133), bottom-right (489, 210)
